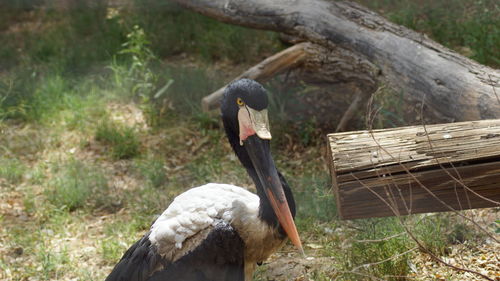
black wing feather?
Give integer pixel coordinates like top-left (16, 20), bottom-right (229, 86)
top-left (105, 231), bottom-right (164, 281)
top-left (105, 222), bottom-right (245, 281)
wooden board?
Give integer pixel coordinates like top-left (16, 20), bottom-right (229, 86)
top-left (327, 119), bottom-right (500, 219)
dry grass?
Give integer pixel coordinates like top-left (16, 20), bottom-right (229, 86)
top-left (0, 96), bottom-right (324, 280)
top-left (1, 96), bottom-right (498, 280)
top-left (0, 3), bottom-right (498, 276)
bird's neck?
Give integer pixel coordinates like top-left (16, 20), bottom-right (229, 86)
top-left (223, 125), bottom-right (296, 232)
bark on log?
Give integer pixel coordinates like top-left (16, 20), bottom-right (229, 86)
top-left (327, 119), bottom-right (500, 219)
top-left (171, 0), bottom-right (500, 122)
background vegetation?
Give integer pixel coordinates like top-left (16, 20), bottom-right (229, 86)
top-left (0, 0), bottom-right (498, 280)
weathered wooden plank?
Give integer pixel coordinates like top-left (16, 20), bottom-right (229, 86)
top-left (328, 119), bottom-right (500, 219)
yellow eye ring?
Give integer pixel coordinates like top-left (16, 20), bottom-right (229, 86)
top-left (236, 98), bottom-right (244, 106)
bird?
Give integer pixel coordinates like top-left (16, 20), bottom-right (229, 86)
top-left (105, 79), bottom-right (303, 281)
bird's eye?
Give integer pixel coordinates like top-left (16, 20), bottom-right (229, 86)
top-left (236, 98), bottom-right (244, 106)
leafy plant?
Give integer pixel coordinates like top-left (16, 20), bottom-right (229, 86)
top-left (109, 25), bottom-right (177, 126)
top-left (118, 25), bottom-right (158, 99)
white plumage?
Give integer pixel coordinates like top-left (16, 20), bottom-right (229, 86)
top-left (148, 183), bottom-right (284, 280)
top-left (150, 183), bottom-right (258, 249)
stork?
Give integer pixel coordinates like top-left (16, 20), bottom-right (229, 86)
top-left (105, 79), bottom-right (303, 281)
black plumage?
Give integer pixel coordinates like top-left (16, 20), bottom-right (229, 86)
top-left (105, 231), bottom-right (164, 281)
top-left (106, 223), bottom-right (244, 281)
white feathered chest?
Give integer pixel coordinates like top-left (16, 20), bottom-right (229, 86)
top-left (148, 183), bottom-right (285, 280)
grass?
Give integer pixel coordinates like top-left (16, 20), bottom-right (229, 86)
top-left (0, 1), bottom-right (496, 280)
top-left (134, 156), bottom-right (168, 189)
top-left (131, 0), bottom-right (282, 63)
top-left (0, 157), bottom-right (25, 184)
top-left (327, 213), bottom-right (481, 280)
top-left (355, 0), bottom-right (500, 67)
top-left (100, 215), bottom-right (151, 264)
top-left (37, 239), bottom-right (70, 280)
top-left (340, 218), bottom-right (410, 279)
top-left (95, 120), bottom-right (141, 160)
top-left (0, 69), bottom-right (108, 125)
top-left (45, 159), bottom-right (112, 212)
top-left (0, 0), bottom-right (281, 74)
top-left (0, 69), bottom-right (489, 281)
top-left (293, 174), bottom-right (337, 222)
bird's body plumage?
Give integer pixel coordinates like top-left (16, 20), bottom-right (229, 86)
top-left (150, 183), bottom-right (285, 276)
top-left (106, 184), bottom-right (285, 281)
top-left (105, 220), bottom-right (244, 281)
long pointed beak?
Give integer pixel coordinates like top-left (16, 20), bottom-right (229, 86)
top-left (243, 135), bottom-right (304, 255)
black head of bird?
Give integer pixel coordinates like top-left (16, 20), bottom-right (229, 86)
top-left (221, 78), bottom-right (304, 255)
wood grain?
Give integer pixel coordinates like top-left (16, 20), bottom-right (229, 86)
top-left (328, 119), bottom-right (500, 219)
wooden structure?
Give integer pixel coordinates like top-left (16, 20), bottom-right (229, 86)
top-left (328, 119), bottom-right (500, 220)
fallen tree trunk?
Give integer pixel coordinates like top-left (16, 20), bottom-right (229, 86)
top-left (327, 119), bottom-right (500, 219)
top-left (172, 0), bottom-right (500, 122)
